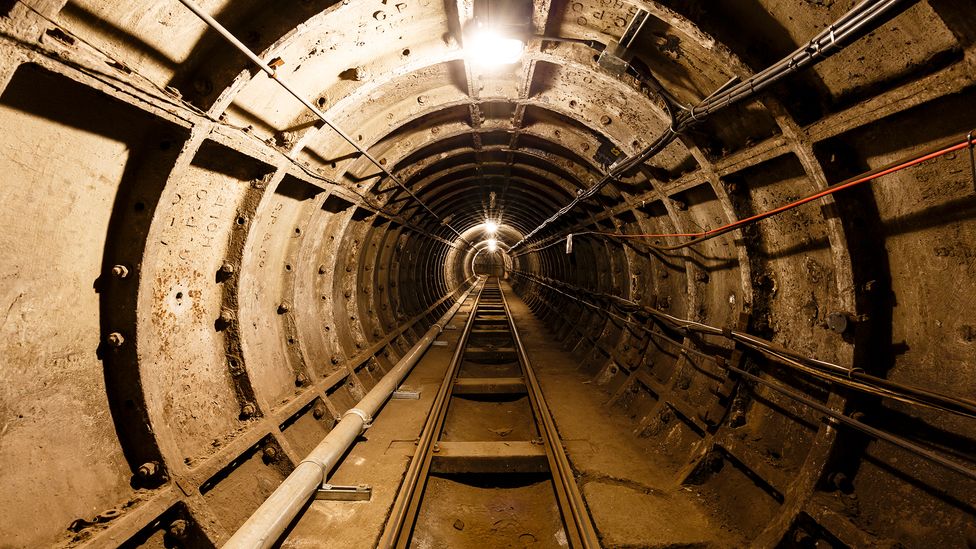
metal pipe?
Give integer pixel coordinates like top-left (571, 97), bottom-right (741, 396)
top-left (223, 284), bottom-right (478, 549)
top-left (174, 0), bottom-right (470, 246)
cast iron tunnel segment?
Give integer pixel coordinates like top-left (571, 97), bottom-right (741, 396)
top-left (380, 277), bottom-right (600, 548)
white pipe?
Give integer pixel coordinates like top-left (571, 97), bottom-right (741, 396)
top-left (223, 285), bottom-right (476, 548)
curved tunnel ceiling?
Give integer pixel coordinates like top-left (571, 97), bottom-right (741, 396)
top-left (1, 0), bottom-right (975, 547)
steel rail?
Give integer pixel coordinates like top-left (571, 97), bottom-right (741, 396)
top-left (500, 281), bottom-right (602, 548)
top-left (378, 278), bottom-right (487, 548)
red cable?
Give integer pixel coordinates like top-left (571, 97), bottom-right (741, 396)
top-left (595, 136), bottom-right (976, 242)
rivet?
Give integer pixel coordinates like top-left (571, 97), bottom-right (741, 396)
top-left (219, 309), bottom-right (235, 324)
top-left (241, 403), bottom-right (257, 418)
top-left (319, 264), bottom-right (327, 274)
top-left (278, 301), bottom-right (292, 314)
top-left (107, 332), bottom-right (125, 347)
top-left (263, 446), bottom-right (278, 462)
top-left (313, 405), bottom-right (327, 419)
top-left (220, 262), bottom-right (235, 274)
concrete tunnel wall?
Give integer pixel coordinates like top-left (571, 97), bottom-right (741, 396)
top-left (0, 0), bottom-right (974, 547)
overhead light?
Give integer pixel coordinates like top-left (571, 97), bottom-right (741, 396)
top-left (485, 220), bottom-right (499, 234)
top-left (467, 28), bottom-right (524, 67)
top-left (486, 238), bottom-right (498, 252)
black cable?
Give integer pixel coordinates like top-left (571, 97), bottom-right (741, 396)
top-left (511, 0), bottom-right (917, 252)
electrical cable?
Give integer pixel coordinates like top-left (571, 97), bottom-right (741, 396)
top-left (14, 0), bottom-right (462, 246)
top-left (520, 130), bottom-right (976, 256)
top-left (174, 0), bottom-right (471, 245)
top-left (512, 271), bottom-right (976, 420)
top-left (510, 0), bottom-right (916, 252)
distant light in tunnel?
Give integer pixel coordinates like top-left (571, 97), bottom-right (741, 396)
top-left (486, 238), bottom-right (498, 252)
top-left (485, 220), bottom-right (499, 234)
top-left (467, 29), bottom-right (524, 67)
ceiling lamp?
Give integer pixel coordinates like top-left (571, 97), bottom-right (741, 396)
top-left (467, 28), bottom-right (524, 67)
top-left (484, 220), bottom-right (499, 234)
top-left (486, 238), bottom-right (498, 252)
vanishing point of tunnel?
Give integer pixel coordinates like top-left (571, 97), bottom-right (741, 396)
top-left (1, 0), bottom-right (975, 547)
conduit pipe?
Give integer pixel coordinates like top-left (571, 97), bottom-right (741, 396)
top-left (223, 283), bottom-right (478, 549)
top-left (173, 0), bottom-right (471, 246)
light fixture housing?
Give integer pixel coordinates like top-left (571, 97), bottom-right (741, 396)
top-left (486, 238), bottom-right (498, 252)
top-left (484, 220), bottom-right (499, 234)
top-left (466, 28), bottom-right (524, 67)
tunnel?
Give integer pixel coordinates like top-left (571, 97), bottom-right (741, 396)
top-left (1, 0), bottom-right (975, 547)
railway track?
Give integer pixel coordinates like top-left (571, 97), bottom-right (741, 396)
top-left (379, 276), bottom-right (600, 548)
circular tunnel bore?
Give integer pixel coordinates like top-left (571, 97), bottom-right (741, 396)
top-left (0, 0), bottom-right (975, 547)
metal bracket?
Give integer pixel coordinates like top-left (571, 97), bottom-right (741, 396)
top-left (315, 483), bottom-right (372, 501)
top-left (392, 388), bottom-right (421, 400)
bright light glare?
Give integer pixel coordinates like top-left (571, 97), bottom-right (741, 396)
top-left (486, 238), bottom-right (498, 252)
top-left (484, 220), bottom-right (499, 234)
top-left (467, 29), bottom-right (524, 67)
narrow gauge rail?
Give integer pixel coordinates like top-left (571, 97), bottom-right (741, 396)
top-left (379, 277), bottom-right (600, 548)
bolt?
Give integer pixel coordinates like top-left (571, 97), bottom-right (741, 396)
top-left (168, 519), bottom-right (189, 540)
top-left (344, 290), bottom-right (352, 298)
top-left (137, 461), bottom-right (159, 479)
top-left (793, 528), bottom-right (813, 546)
top-left (278, 301), bottom-right (292, 314)
top-left (331, 355), bottom-right (341, 365)
top-left (263, 446), bottom-right (278, 462)
top-left (827, 311), bottom-right (850, 334)
top-left (220, 262), bottom-right (235, 274)
top-left (828, 471), bottom-right (853, 493)
top-left (106, 332), bottom-right (125, 347)
top-left (241, 403), bottom-right (257, 418)
top-left (111, 265), bottom-right (130, 279)
top-left (695, 271), bottom-right (710, 283)
top-left (295, 373), bottom-right (307, 386)
top-left (219, 309), bottom-right (235, 324)
top-left (313, 405), bottom-right (327, 419)
top-left (319, 265), bottom-right (327, 274)
top-left (600, 115), bottom-right (612, 125)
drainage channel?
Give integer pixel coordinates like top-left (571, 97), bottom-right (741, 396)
top-left (379, 276), bottom-right (600, 548)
